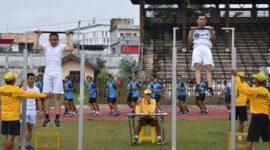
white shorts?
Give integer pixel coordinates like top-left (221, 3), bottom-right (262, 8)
top-left (191, 45), bottom-right (214, 70)
top-left (43, 71), bottom-right (64, 94)
top-left (20, 109), bottom-right (37, 124)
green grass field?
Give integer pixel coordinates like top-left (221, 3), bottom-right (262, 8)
top-left (2, 119), bottom-right (269, 150)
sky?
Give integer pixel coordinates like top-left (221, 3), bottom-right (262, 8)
top-left (0, 0), bottom-right (139, 33)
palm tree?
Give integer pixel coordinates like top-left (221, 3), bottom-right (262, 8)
top-left (96, 57), bottom-right (107, 69)
top-left (119, 57), bottom-right (137, 78)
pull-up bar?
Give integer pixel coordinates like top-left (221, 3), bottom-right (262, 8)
top-left (33, 31), bottom-right (74, 34)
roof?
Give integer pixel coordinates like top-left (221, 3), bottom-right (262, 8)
top-left (0, 39), bottom-right (14, 44)
top-left (70, 24), bottom-right (110, 31)
top-left (130, 0), bottom-right (270, 4)
top-left (1, 33), bottom-right (35, 43)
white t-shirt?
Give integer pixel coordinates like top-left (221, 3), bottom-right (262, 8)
top-left (42, 43), bottom-right (66, 73)
top-left (21, 86), bottom-right (40, 110)
top-left (190, 26), bottom-right (213, 49)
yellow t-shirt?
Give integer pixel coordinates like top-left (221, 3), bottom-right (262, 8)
top-left (0, 85), bottom-right (46, 121)
top-left (236, 76), bottom-right (270, 115)
top-left (235, 81), bottom-right (249, 106)
top-left (135, 98), bottom-right (156, 119)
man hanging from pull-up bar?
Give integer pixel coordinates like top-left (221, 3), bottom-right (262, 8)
top-left (33, 30), bottom-right (74, 127)
top-left (188, 14), bottom-right (216, 95)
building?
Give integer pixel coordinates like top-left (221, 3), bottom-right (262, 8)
top-left (69, 24), bottom-right (110, 54)
top-left (0, 33), bottom-right (35, 52)
top-left (110, 18), bottom-right (140, 54)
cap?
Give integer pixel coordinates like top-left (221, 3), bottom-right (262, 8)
top-left (4, 72), bottom-right (18, 81)
top-left (238, 72), bottom-right (245, 77)
top-left (144, 89), bottom-right (152, 94)
top-left (252, 73), bottom-right (267, 82)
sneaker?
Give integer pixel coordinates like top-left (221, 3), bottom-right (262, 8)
top-left (67, 112), bottom-right (74, 116)
top-left (36, 111), bottom-right (40, 115)
top-left (131, 110), bottom-right (135, 113)
top-left (25, 145), bottom-right (34, 150)
top-left (64, 111), bottom-right (68, 115)
top-left (157, 139), bottom-right (164, 145)
top-left (196, 84), bottom-right (203, 92)
top-left (112, 111), bottom-right (119, 116)
top-left (108, 110), bottom-right (113, 115)
top-left (237, 136), bottom-right (243, 142)
top-left (208, 87), bottom-right (214, 96)
top-left (203, 110), bottom-right (209, 114)
top-left (42, 118), bottom-right (51, 127)
top-left (72, 112), bottom-right (78, 116)
top-left (133, 137), bottom-right (138, 144)
top-left (91, 112), bottom-right (96, 116)
top-left (18, 146), bottom-right (21, 150)
top-left (182, 111), bottom-right (189, 115)
top-left (95, 112), bottom-right (101, 116)
top-left (200, 111), bottom-right (205, 115)
top-left (178, 110), bottom-right (183, 114)
top-left (54, 119), bottom-right (60, 127)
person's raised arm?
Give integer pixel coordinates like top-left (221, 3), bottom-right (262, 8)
top-left (33, 30), bottom-right (43, 51)
top-left (65, 30), bottom-right (74, 51)
top-left (188, 27), bottom-right (195, 47)
top-left (210, 27), bottom-right (216, 44)
top-left (231, 70), bottom-right (256, 95)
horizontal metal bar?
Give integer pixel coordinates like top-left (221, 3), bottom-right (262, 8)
top-left (33, 31), bottom-right (74, 34)
top-left (222, 27), bottom-right (235, 30)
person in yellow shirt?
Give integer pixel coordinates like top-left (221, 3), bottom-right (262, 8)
top-left (231, 70), bottom-right (270, 150)
top-left (133, 89), bottom-right (162, 144)
top-left (230, 72), bottom-right (249, 142)
top-left (0, 72), bottom-right (52, 150)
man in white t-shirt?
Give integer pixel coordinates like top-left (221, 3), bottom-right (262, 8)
top-left (33, 30), bottom-right (74, 127)
top-left (188, 14), bottom-right (216, 95)
top-left (18, 73), bottom-right (40, 150)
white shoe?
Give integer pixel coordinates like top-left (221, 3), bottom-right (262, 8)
top-left (237, 136), bottom-right (243, 142)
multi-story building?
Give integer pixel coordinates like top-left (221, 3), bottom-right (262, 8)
top-left (0, 33), bottom-right (35, 52)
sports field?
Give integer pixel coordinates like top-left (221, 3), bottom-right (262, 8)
top-left (0, 107), bottom-right (269, 150)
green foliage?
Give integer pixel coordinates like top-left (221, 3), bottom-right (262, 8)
top-left (96, 57), bottom-right (107, 68)
top-left (97, 67), bottom-right (109, 79)
top-left (119, 57), bottom-right (137, 78)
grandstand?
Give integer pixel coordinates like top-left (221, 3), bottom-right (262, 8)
top-left (131, 0), bottom-right (270, 82)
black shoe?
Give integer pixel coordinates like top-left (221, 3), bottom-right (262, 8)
top-left (42, 118), bottom-right (51, 127)
top-left (54, 119), bottom-right (60, 127)
top-left (196, 84), bottom-right (203, 92)
top-left (133, 137), bottom-right (138, 144)
top-left (200, 111), bottom-right (205, 115)
top-left (208, 87), bottom-right (214, 96)
top-left (182, 111), bottom-right (189, 115)
top-left (157, 139), bottom-right (166, 145)
top-left (25, 145), bottom-right (34, 150)
top-left (131, 110), bottom-right (135, 113)
top-left (18, 146), bottom-right (21, 150)
top-left (203, 110), bottom-right (209, 114)
top-left (177, 110), bottom-right (183, 114)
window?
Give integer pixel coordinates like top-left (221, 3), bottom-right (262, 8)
top-left (120, 33), bottom-right (124, 36)
top-left (69, 71), bottom-right (80, 83)
top-left (257, 11), bottom-right (269, 17)
top-left (103, 38), bottom-right (106, 43)
top-left (102, 31), bottom-right (104, 37)
top-left (133, 33), bottom-right (137, 36)
top-left (105, 31), bottom-right (108, 37)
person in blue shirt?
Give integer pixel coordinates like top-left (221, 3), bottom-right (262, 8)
top-left (108, 75), bottom-right (119, 116)
top-left (153, 77), bottom-right (164, 112)
top-left (86, 76), bottom-right (100, 116)
top-left (195, 77), bottom-right (209, 114)
top-left (106, 74), bottom-right (113, 115)
top-left (147, 77), bottom-right (155, 99)
top-left (126, 77), bottom-right (133, 109)
top-left (37, 75), bottom-right (45, 116)
top-left (131, 76), bottom-right (141, 110)
top-left (222, 80), bottom-right (231, 112)
top-left (176, 75), bottom-right (189, 115)
top-left (64, 76), bottom-right (77, 116)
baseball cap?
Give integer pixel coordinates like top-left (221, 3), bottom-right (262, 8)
top-left (4, 72), bottom-right (18, 81)
top-left (238, 72), bottom-right (245, 77)
top-left (144, 89), bottom-right (152, 94)
top-left (252, 73), bottom-right (267, 82)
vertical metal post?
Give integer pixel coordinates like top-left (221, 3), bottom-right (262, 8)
top-left (222, 27), bottom-right (236, 150)
top-left (78, 31), bottom-right (85, 150)
top-left (77, 21), bottom-right (81, 54)
top-left (21, 32), bottom-right (28, 150)
top-left (172, 27), bottom-right (178, 150)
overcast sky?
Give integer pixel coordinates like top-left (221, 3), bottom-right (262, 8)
top-left (0, 0), bottom-right (139, 33)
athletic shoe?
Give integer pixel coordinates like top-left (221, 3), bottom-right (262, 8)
top-left (108, 110), bottom-right (113, 115)
top-left (208, 87), bottom-right (214, 96)
top-left (95, 112), bottom-right (101, 116)
top-left (91, 112), bottom-right (96, 116)
top-left (237, 136), bottom-right (243, 142)
top-left (54, 119), bottom-right (60, 127)
top-left (37, 111), bottom-right (40, 115)
top-left (178, 110), bottom-right (183, 114)
top-left (18, 146), bottom-right (21, 150)
top-left (131, 110), bottom-right (135, 113)
top-left (203, 110), bottom-right (209, 114)
top-left (64, 111), bottom-right (68, 115)
top-left (157, 139), bottom-right (165, 145)
top-left (200, 111), bottom-right (205, 115)
top-left (72, 112), bottom-right (78, 116)
top-left (42, 118), bottom-right (51, 127)
top-left (196, 84), bottom-right (203, 92)
top-left (182, 111), bottom-right (189, 115)
top-left (25, 145), bottom-right (34, 150)
top-left (133, 137), bottom-right (138, 144)
top-left (112, 111), bottom-right (119, 116)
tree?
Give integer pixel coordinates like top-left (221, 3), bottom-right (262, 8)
top-left (119, 57), bottom-right (137, 78)
top-left (96, 57), bottom-right (107, 69)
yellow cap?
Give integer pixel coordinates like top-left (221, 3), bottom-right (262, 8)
top-left (252, 73), bottom-right (267, 82)
top-left (144, 89), bottom-right (152, 94)
top-left (238, 72), bottom-right (245, 77)
top-left (4, 72), bottom-right (18, 81)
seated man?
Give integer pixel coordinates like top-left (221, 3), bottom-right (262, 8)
top-left (133, 89), bottom-right (163, 144)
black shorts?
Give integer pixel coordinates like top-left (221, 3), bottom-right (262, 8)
top-left (107, 98), bottom-right (116, 104)
top-left (40, 98), bottom-right (45, 102)
top-left (247, 114), bottom-right (270, 142)
top-left (64, 97), bottom-right (73, 101)
top-left (127, 94), bottom-right (133, 102)
top-left (196, 93), bottom-right (206, 101)
top-left (132, 97), bottom-right (139, 102)
top-left (155, 94), bottom-right (161, 103)
top-left (225, 95), bottom-right (231, 103)
top-left (89, 98), bottom-right (96, 104)
top-left (229, 106), bottom-right (248, 121)
top-left (177, 95), bottom-right (186, 102)
top-left (138, 117), bottom-right (158, 126)
top-left (1, 121), bottom-right (20, 135)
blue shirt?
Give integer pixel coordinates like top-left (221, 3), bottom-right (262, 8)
top-left (147, 82), bottom-right (155, 98)
top-left (109, 81), bottom-right (117, 98)
top-left (34, 81), bottom-right (39, 87)
top-left (106, 80), bottom-right (110, 93)
top-left (178, 80), bottom-right (186, 96)
top-left (89, 81), bottom-right (97, 98)
top-left (127, 81), bottom-right (133, 94)
top-left (132, 81), bottom-right (140, 98)
top-left (36, 81), bottom-right (43, 93)
top-left (224, 85), bottom-right (231, 96)
top-left (65, 80), bottom-right (74, 99)
top-left (153, 83), bottom-right (162, 95)
top-left (246, 81), bottom-right (252, 87)
top-left (199, 82), bottom-right (207, 94)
